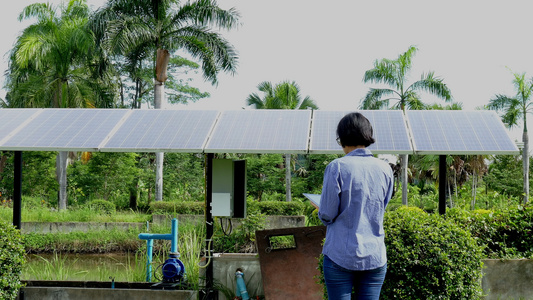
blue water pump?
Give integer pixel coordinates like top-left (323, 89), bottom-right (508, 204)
top-left (162, 252), bottom-right (186, 282)
top-left (139, 218), bottom-right (186, 283)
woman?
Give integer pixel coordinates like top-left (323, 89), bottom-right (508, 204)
top-left (318, 112), bottom-right (394, 300)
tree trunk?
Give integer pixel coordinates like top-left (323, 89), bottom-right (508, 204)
top-left (56, 151), bottom-right (68, 210)
top-left (0, 151), bottom-right (7, 181)
top-left (401, 154), bottom-right (408, 206)
top-left (523, 131), bottom-right (529, 204)
top-left (471, 172), bottom-right (477, 210)
top-left (154, 48), bottom-right (170, 202)
top-left (285, 154), bottom-right (291, 202)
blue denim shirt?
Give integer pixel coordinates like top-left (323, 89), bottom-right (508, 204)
top-left (318, 148), bottom-right (394, 271)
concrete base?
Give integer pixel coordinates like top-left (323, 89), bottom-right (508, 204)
top-left (153, 214), bottom-right (305, 230)
top-left (21, 222), bottom-right (145, 234)
top-left (199, 253), bottom-right (263, 300)
top-left (19, 287), bottom-right (197, 300)
top-left (482, 259), bottom-right (533, 300)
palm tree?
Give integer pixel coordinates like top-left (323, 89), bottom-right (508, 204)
top-left (6, 0), bottom-right (116, 210)
top-left (91, 0), bottom-right (240, 201)
top-left (247, 80), bottom-right (318, 202)
top-left (487, 71), bottom-right (533, 204)
top-left (361, 46), bottom-right (453, 206)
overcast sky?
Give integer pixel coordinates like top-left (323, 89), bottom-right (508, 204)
top-left (2, 0), bottom-right (532, 140)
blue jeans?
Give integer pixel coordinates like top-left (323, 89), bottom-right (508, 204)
top-left (323, 255), bottom-right (387, 300)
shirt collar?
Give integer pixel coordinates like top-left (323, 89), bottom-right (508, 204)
top-left (345, 148), bottom-right (373, 157)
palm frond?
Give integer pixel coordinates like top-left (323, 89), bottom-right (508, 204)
top-left (408, 72), bottom-right (452, 102)
top-left (18, 2), bottom-right (56, 23)
top-left (246, 93), bottom-right (265, 109)
top-left (298, 96), bottom-right (319, 110)
top-left (397, 45), bottom-right (418, 79)
top-left (175, 0), bottom-right (240, 30)
top-left (359, 88), bottom-right (396, 110)
top-left (487, 94), bottom-right (517, 111)
top-left (363, 59), bottom-right (398, 87)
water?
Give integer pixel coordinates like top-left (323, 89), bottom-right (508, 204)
top-left (23, 252), bottom-right (164, 282)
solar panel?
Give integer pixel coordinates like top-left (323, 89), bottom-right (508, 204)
top-left (205, 110), bottom-right (312, 153)
top-left (309, 110), bottom-right (413, 154)
top-left (407, 110), bottom-right (519, 154)
top-left (0, 109), bottom-right (129, 151)
top-left (0, 109), bottom-right (41, 146)
top-left (100, 110), bottom-right (218, 152)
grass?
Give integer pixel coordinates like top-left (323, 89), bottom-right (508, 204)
top-left (23, 252), bottom-right (154, 282)
top-left (0, 199), bottom-right (151, 223)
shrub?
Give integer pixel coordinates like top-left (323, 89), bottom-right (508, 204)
top-left (0, 221), bottom-right (25, 300)
top-left (87, 199), bottom-right (116, 215)
top-left (382, 207), bottom-right (483, 299)
top-left (247, 200), bottom-right (305, 216)
top-left (448, 206), bottom-right (533, 258)
top-left (149, 201), bottom-right (205, 215)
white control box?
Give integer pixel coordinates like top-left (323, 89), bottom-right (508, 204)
top-left (211, 192), bottom-right (233, 217)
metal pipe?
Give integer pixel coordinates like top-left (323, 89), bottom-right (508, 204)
top-left (171, 218), bottom-right (178, 253)
top-left (439, 155), bottom-right (447, 215)
top-left (203, 153), bottom-right (215, 299)
top-left (13, 151), bottom-right (22, 230)
top-left (146, 239), bottom-right (153, 282)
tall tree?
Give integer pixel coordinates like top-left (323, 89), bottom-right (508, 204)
top-left (487, 71), bottom-right (533, 204)
top-left (247, 80), bottom-right (318, 202)
top-left (91, 0), bottom-right (240, 201)
top-left (361, 46), bottom-right (453, 205)
top-left (6, 0), bottom-right (116, 210)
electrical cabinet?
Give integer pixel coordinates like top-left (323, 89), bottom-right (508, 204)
top-left (211, 159), bottom-right (246, 218)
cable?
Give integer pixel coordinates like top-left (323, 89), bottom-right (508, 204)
top-left (198, 237), bottom-right (213, 269)
top-left (219, 217), bottom-right (233, 235)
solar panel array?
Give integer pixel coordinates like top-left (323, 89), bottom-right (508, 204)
top-left (407, 110), bottom-right (519, 154)
top-left (205, 110), bottom-right (311, 153)
top-left (0, 109), bottom-right (128, 151)
top-left (101, 110), bottom-right (218, 152)
top-left (0, 108), bottom-right (520, 155)
top-left (310, 110), bottom-right (413, 154)
top-left (0, 109), bottom-right (40, 144)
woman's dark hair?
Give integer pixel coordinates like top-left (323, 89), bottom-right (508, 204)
top-left (336, 112), bottom-right (375, 147)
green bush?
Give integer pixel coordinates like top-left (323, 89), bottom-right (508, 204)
top-left (149, 199), bottom-right (305, 216)
top-left (382, 207), bottom-right (483, 299)
top-left (247, 200), bottom-right (305, 216)
top-left (0, 221), bottom-right (26, 300)
top-left (87, 199), bottom-right (116, 215)
top-left (448, 206), bottom-right (533, 258)
top-left (149, 201), bottom-right (205, 215)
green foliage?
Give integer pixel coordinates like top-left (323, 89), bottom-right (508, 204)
top-left (68, 152), bottom-right (138, 203)
top-left (87, 199), bottom-right (116, 215)
top-left (149, 201), bottom-right (205, 215)
top-left (163, 153), bottom-right (205, 201)
top-left (0, 152), bottom-right (57, 201)
top-left (247, 200), bottom-right (305, 216)
top-left (382, 207), bottom-right (484, 299)
top-left (246, 154), bottom-right (285, 200)
top-left (484, 155), bottom-right (533, 198)
top-left (291, 154), bottom-right (340, 197)
top-left (24, 228), bottom-right (144, 254)
top-left (448, 206), bottom-right (533, 258)
top-left (214, 212), bottom-right (266, 253)
top-left (0, 221), bottom-right (26, 300)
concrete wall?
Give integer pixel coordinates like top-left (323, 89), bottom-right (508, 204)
top-left (21, 222), bottom-right (145, 234)
top-left (210, 253), bottom-right (263, 300)
top-left (482, 259), bottom-right (533, 300)
top-left (152, 214), bottom-right (305, 230)
top-left (21, 215), bottom-right (305, 234)
top-left (17, 258), bottom-right (533, 299)
top-left (19, 287), bottom-right (197, 300)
